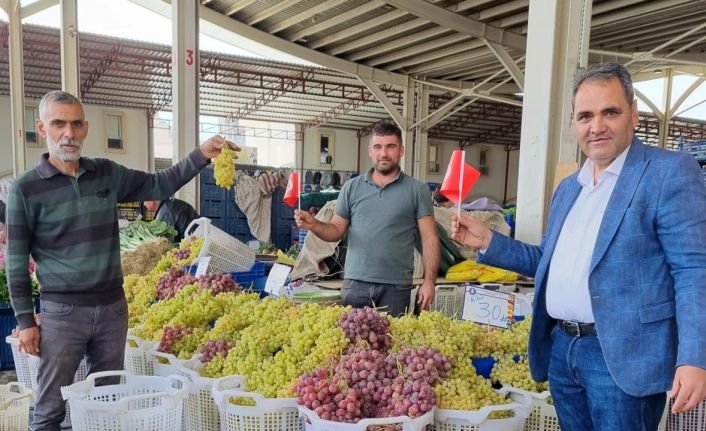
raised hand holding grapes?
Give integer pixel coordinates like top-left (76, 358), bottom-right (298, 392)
top-left (199, 134), bottom-right (240, 160)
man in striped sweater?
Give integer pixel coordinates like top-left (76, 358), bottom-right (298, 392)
top-left (6, 90), bottom-right (236, 431)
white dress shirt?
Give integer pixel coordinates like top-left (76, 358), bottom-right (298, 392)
top-left (545, 146), bottom-right (630, 323)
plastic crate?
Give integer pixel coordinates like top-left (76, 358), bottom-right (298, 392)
top-left (433, 387), bottom-right (532, 431)
top-left (62, 371), bottom-right (188, 431)
top-left (518, 390), bottom-right (559, 431)
top-left (183, 261), bottom-right (266, 293)
top-left (665, 397), bottom-right (706, 431)
top-left (201, 200), bottom-right (227, 218)
top-left (185, 217), bottom-right (255, 273)
top-left (212, 384), bottom-right (302, 431)
top-left (200, 166), bottom-right (216, 184)
top-left (0, 305), bottom-right (17, 371)
top-left (5, 337), bottom-right (33, 397)
top-left (300, 407), bottom-right (433, 431)
top-left (431, 285), bottom-right (465, 319)
top-left (176, 358), bottom-right (244, 431)
top-left (202, 185), bottom-right (227, 202)
top-left (0, 382), bottom-right (32, 431)
top-left (124, 332), bottom-right (158, 376)
top-left (148, 347), bottom-right (188, 378)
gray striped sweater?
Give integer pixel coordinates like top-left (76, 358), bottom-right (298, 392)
top-left (6, 148), bottom-right (208, 329)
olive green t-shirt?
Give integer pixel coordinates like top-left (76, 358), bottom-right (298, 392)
top-left (335, 168), bottom-right (433, 284)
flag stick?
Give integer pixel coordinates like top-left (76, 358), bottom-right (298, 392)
top-left (457, 150), bottom-right (465, 219)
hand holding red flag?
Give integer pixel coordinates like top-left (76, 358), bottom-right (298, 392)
top-left (283, 171), bottom-right (300, 208)
top-left (439, 150), bottom-right (480, 204)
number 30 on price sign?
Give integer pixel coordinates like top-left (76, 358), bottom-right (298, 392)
top-left (461, 285), bottom-right (515, 329)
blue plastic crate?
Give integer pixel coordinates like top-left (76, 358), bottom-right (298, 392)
top-left (0, 304), bottom-right (17, 370)
top-left (201, 185), bottom-right (227, 202)
top-left (200, 166), bottom-right (215, 184)
top-left (230, 261), bottom-right (266, 294)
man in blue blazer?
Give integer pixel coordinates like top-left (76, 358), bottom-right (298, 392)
top-left (452, 63), bottom-right (706, 430)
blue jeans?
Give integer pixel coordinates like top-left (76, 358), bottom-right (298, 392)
top-left (341, 279), bottom-right (413, 317)
top-left (32, 298), bottom-right (128, 431)
top-left (548, 326), bottom-right (666, 431)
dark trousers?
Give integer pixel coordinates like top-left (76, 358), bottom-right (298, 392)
top-left (32, 297), bottom-right (128, 431)
top-left (341, 279), bottom-right (413, 317)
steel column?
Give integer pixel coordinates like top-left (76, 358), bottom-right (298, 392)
top-left (515, 0), bottom-right (591, 243)
top-left (171, 0), bottom-right (200, 207)
top-left (8, 0), bottom-right (26, 176)
top-left (59, 0), bottom-right (80, 96)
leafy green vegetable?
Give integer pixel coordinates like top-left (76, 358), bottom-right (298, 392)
top-left (120, 220), bottom-right (178, 252)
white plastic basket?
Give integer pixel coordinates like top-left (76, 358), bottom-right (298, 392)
top-left (665, 397), bottom-right (706, 431)
top-left (176, 357), bottom-right (244, 431)
top-left (517, 390), bottom-right (559, 431)
top-left (431, 285), bottom-right (465, 319)
top-left (185, 217), bottom-right (256, 273)
top-left (433, 387), bottom-right (532, 431)
top-left (61, 370), bottom-right (188, 431)
top-left (124, 332), bottom-right (158, 376)
top-left (5, 336), bottom-right (34, 398)
top-left (299, 407), bottom-right (434, 431)
top-left (148, 347), bottom-right (188, 378)
top-left (0, 382), bottom-right (32, 431)
top-left (212, 382), bottom-right (302, 431)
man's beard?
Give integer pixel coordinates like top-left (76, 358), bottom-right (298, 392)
top-left (374, 160), bottom-right (400, 175)
top-left (47, 136), bottom-right (82, 162)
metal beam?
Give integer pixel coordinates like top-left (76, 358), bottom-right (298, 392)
top-left (460, 122), bottom-right (522, 147)
top-left (359, 78), bottom-right (404, 130)
top-left (385, 0), bottom-right (527, 51)
top-left (224, 0), bottom-right (257, 16)
top-left (625, 21), bottom-right (706, 67)
top-left (80, 45), bottom-right (120, 98)
top-left (312, 9), bottom-right (407, 50)
top-left (286, 1), bottom-right (384, 42)
top-left (300, 89), bottom-right (378, 133)
top-left (382, 39), bottom-right (484, 71)
top-left (196, 4), bottom-right (408, 86)
top-left (483, 41), bottom-right (524, 91)
top-left (634, 89), bottom-right (663, 119)
top-left (245, 0), bottom-right (301, 26)
top-left (670, 77), bottom-right (705, 117)
top-left (227, 69), bottom-right (315, 122)
top-left (20, 0), bottom-right (58, 18)
top-left (350, 30), bottom-right (462, 64)
top-left (266, 0), bottom-right (347, 34)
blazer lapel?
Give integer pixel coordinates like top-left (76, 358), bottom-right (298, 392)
top-left (590, 140), bottom-right (648, 273)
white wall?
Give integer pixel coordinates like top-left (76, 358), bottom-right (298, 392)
top-left (0, 96), bottom-right (149, 175)
top-left (300, 127), bottom-right (359, 172)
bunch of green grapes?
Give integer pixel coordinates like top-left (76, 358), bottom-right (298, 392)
top-left (132, 284), bottom-right (200, 340)
top-left (493, 317), bottom-right (530, 357)
top-left (213, 147), bottom-right (237, 189)
top-left (490, 354), bottom-right (547, 393)
top-left (435, 374), bottom-right (510, 412)
top-left (204, 293), bottom-right (261, 342)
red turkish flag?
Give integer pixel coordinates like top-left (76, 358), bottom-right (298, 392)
top-left (283, 171), bottom-right (300, 207)
top-left (439, 150), bottom-right (480, 204)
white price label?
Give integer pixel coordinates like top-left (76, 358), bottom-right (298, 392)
top-left (265, 263), bottom-right (291, 296)
top-left (194, 256), bottom-right (211, 276)
top-left (461, 285), bottom-right (515, 328)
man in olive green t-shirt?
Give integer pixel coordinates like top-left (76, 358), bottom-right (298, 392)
top-left (295, 123), bottom-right (440, 316)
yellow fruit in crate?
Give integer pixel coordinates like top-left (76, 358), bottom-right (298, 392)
top-left (214, 147), bottom-right (237, 189)
top-left (446, 260), bottom-right (518, 282)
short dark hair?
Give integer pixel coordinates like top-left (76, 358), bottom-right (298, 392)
top-left (371, 122), bottom-right (402, 143)
top-left (39, 90), bottom-right (83, 119)
top-left (572, 63), bottom-right (635, 108)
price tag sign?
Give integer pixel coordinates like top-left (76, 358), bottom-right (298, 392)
top-left (461, 285), bottom-right (515, 328)
top-left (265, 263), bottom-right (291, 296)
top-left (194, 256), bottom-right (211, 276)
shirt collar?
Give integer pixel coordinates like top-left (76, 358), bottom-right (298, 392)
top-left (34, 153), bottom-right (96, 179)
top-left (364, 167), bottom-right (404, 185)
top-left (577, 144), bottom-right (631, 187)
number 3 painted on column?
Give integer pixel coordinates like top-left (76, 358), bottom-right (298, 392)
top-left (186, 49), bottom-right (194, 65)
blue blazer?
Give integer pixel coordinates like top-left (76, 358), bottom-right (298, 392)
top-left (479, 138), bottom-right (706, 396)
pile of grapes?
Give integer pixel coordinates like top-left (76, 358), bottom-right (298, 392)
top-left (295, 307), bottom-right (451, 425)
top-left (197, 272), bottom-right (242, 294)
top-left (157, 268), bottom-right (197, 300)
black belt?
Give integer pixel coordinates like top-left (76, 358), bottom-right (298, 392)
top-left (558, 320), bottom-right (596, 337)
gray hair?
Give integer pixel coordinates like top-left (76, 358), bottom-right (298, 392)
top-left (38, 90), bottom-right (83, 119)
top-left (572, 63), bottom-right (635, 107)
